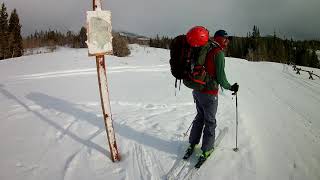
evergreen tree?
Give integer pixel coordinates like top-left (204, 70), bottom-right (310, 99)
top-left (216, 25), bottom-right (319, 68)
top-left (79, 27), bottom-right (87, 48)
top-left (252, 25), bottom-right (260, 38)
top-left (8, 9), bottom-right (23, 58)
top-left (309, 49), bottom-right (319, 68)
top-left (295, 44), bottom-right (308, 66)
top-left (0, 3), bottom-right (9, 59)
top-left (246, 25), bottom-right (261, 61)
top-left (65, 30), bottom-right (74, 47)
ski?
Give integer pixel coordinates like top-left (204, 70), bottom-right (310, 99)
top-left (166, 140), bottom-right (191, 180)
top-left (167, 159), bottom-right (188, 180)
top-left (167, 145), bottom-right (197, 179)
top-left (184, 127), bottom-right (229, 179)
top-left (167, 127), bottom-right (228, 180)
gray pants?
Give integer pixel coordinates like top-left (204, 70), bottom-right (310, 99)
top-left (189, 90), bottom-right (218, 152)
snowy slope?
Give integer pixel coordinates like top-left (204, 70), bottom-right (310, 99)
top-left (0, 45), bottom-right (319, 180)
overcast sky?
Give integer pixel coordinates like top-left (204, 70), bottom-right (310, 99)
top-left (2, 0), bottom-right (320, 40)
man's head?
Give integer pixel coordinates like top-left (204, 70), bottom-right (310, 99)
top-left (213, 30), bottom-right (232, 49)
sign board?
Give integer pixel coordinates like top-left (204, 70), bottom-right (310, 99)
top-left (86, 10), bottom-right (113, 56)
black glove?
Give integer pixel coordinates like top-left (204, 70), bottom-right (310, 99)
top-left (230, 83), bottom-right (239, 93)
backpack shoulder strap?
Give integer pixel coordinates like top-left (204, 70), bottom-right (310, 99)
top-left (207, 41), bottom-right (223, 61)
top-left (205, 42), bottom-right (223, 77)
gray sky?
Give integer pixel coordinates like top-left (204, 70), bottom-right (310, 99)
top-left (2, 0), bottom-right (320, 40)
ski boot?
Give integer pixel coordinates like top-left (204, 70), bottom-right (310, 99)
top-left (183, 144), bottom-right (196, 160)
top-left (195, 148), bottom-right (214, 168)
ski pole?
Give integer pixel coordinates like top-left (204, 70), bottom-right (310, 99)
top-left (183, 121), bottom-right (193, 137)
top-left (233, 92), bottom-right (239, 152)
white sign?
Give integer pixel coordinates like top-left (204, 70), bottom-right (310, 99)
top-left (86, 10), bottom-right (113, 56)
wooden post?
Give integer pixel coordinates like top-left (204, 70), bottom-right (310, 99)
top-left (93, 0), bottom-right (120, 162)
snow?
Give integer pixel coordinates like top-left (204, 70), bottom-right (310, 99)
top-left (0, 44), bottom-right (320, 180)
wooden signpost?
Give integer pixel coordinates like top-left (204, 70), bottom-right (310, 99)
top-left (87, 0), bottom-right (120, 162)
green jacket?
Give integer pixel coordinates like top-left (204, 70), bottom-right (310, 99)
top-left (214, 51), bottom-right (231, 90)
top-left (200, 46), bottom-right (231, 95)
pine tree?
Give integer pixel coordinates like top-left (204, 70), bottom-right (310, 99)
top-left (79, 27), bottom-right (87, 48)
top-left (8, 9), bottom-right (23, 58)
top-left (252, 25), bottom-right (260, 38)
top-left (155, 34), bottom-right (160, 48)
top-left (309, 49), bottom-right (319, 68)
top-left (0, 3), bottom-right (9, 59)
top-left (271, 31), bottom-right (279, 62)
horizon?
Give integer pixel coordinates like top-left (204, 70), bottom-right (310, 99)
top-left (2, 0), bottom-right (320, 41)
top-left (21, 28), bottom-right (320, 42)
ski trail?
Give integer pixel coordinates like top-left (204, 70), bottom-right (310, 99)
top-left (233, 62), bottom-right (320, 180)
top-left (115, 100), bottom-right (194, 180)
top-left (125, 142), bottom-right (165, 180)
top-left (12, 65), bottom-right (169, 80)
top-left (257, 66), bottom-right (320, 141)
top-left (62, 150), bottom-right (81, 180)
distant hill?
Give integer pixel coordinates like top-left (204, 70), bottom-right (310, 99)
top-left (118, 31), bottom-right (149, 40)
top-left (117, 31), bottom-right (150, 45)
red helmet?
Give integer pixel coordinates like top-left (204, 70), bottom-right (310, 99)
top-left (186, 26), bottom-right (209, 47)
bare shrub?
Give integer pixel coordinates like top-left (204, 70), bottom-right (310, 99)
top-left (112, 32), bottom-right (130, 57)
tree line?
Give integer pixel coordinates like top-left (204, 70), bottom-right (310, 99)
top-left (24, 29), bottom-right (130, 57)
top-left (23, 27), bottom-right (87, 50)
top-left (227, 26), bottom-right (319, 68)
top-left (0, 2), bottom-right (130, 60)
top-left (149, 26), bottom-right (320, 68)
top-left (0, 3), bottom-right (23, 59)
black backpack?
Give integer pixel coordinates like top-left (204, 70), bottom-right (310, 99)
top-left (169, 35), bottom-right (191, 80)
top-left (169, 35), bottom-right (215, 91)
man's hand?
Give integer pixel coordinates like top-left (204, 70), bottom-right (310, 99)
top-left (230, 83), bottom-right (239, 93)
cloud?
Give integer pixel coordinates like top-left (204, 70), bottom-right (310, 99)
top-left (2, 0), bottom-right (320, 40)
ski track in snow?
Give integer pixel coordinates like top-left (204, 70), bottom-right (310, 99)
top-left (10, 65), bottom-right (169, 81)
top-left (62, 150), bottom-right (81, 180)
top-left (261, 66), bottom-right (320, 142)
top-left (124, 142), bottom-right (166, 180)
top-left (234, 62), bottom-right (320, 180)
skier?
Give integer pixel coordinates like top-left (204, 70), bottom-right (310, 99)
top-left (184, 30), bottom-right (239, 165)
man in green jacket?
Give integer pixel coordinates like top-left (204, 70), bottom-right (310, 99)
top-left (184, 30), bottom-right (239, 165)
